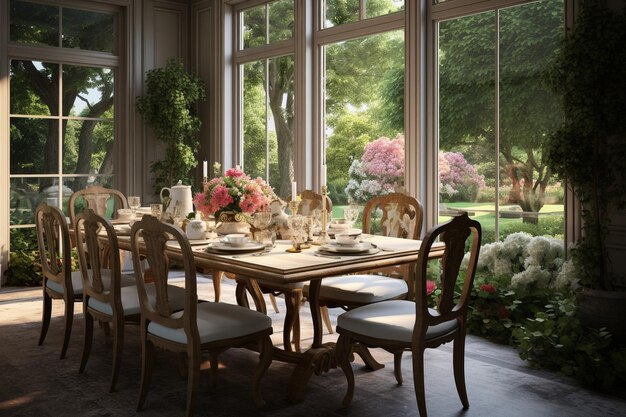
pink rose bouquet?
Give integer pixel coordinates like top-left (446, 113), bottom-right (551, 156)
top-left (193, 168), bottom-right (275, 218)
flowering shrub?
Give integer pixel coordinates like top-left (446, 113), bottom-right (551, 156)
top-left (193, 168), bottom-right (275, 218)
top-left (345, 135), bottom-right (404, 203)
top-left (439, 151), bottom-right (485, 202)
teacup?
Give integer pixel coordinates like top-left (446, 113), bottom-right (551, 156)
top-left (117, 208), bottom-right (133, 221)
top-left (225, 233), bottom-right (248, 247)
top-left (335, 233), bottom-right (359, 246)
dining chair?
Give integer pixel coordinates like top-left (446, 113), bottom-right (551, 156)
top-left (36, 202), bottom-right (83, 359)
top-left (68, 185), bottom-right (129, 227)
top-left (235, 190), bottom-right (333, 353)
top-left (74, 208), bottom-right (166, 392)
top-left (305, 192), bottom-right (423, 349)
top-left (130, 215), bottom-right (274, 416)
top-left (335, 212), bottom-right (482, 417)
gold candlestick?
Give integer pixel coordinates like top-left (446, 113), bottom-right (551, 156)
top-left (312, 185), bottom-right (330, 245)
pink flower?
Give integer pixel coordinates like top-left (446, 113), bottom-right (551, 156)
top-left (426, 280), bottom-right (437, 295)
top-left (225, 168), bottom-right (245, 178)
top-left (480, 283), bottom-right (496, 294)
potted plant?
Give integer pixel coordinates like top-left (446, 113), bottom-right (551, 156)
top-left (137, 58), bottom-right (206, 192)
top-left (546, 0), bottom-right (626, 340)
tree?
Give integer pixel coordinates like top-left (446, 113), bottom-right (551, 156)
top-left (438, 0), bottom-right (564, 223)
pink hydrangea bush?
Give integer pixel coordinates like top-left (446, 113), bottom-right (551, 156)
top-left (193, 168), bottom-right (275, 218)
top-left (439, 151), bottom-right (485, 202)
top-left (346, 135), bottom-right (405, 203)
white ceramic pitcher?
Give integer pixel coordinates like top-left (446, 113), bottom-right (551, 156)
top-left (160, 180), bottom-right (194, 218)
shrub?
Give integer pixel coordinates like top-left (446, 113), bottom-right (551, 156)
top-left (439, 151), bottom-right (486, 202)
top-left (345, 135), bottom-right (404, 203)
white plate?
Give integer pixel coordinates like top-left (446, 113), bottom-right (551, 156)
top-left (166, 239), bottom-right (214, 249)
top-left (320, 242), bottom-right (372, 253)
top-left (205, 241), bottom-right (266, 253)
top-left (317, 247), bottom-right (380, 256)
top-left (327, 228), bottom-right (362, 237)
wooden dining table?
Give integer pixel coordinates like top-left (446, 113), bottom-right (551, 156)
top-left (115, 231), bottom-right (444, 402)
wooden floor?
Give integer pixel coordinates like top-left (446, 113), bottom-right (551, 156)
top-left (1, 273), bottom-right (625, 417)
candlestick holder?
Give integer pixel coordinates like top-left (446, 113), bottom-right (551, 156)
top-left (312, 185), bottom-right (330, 245)
top-left (286, 202), bottom-right (304, 253)
top-left (202, 178), bottom-right (209, 192)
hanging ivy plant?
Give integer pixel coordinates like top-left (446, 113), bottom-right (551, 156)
top-left (136, 58), bottom-right (206, 192)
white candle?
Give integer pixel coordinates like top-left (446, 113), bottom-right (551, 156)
top-left (236, 164), bottom-right (241, 170)
top-left (320, 165), bottom-right (327, 189)
top-left (292, 181), bottom-right (297, 201)
top-left (202, 161), bottom-right (208, 178)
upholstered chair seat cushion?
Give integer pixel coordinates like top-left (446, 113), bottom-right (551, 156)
top-left (148, 302), bottom-right (273, 344)
top-left (88, 282), bottom-right (186, 317)
top-left (47, 270), bottom-right (135, 295)
top-left (337, 300), bottom-right (458, 343)
top-left (304, 275), bottom-right (408, 304)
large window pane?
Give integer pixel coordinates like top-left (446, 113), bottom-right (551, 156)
top-left (242, 55), bottom-right (295, 199)
top-left (269, 0), bottom-right (294, 43)
top-left (62, 8), bottom-right (117, 53)
top-left (324, 30), bottom-right (405, 211)
top-left (438, 12), bottom-right (496, 240)
top-left (63, 66), bottom-right (115, 117)
top-left (11, 118), bottom-right (59, 175)
top-left (10, 177), bottom-right (51, 226)
top-left (10, 0), bottom-right (58, 47)
top-left (437, 0), bottom-right (564, 243)
top-left (242, 5), bottom-right (266, 49)
top-left (324, 0), bottom-right (359, 28)
top-left (63, 120), bottom-right (115, 175)
top-left (498, 1), bottom-right (564, 237)
top-left (365, 0), bottom-right (404, 19)
top-left (10, 60), bottom-right (58, 116)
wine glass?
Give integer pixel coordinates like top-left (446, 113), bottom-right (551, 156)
top-left (128, 196), bottom-right (141, 218)
top-left (343, 204), bottom-right (359, 227)
top-left (253, 210), bottom-right (273, 247)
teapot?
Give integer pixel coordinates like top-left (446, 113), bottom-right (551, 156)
top-left (160, 181), bottom-right (194, 219)
top-left (186, 213), bottom-right (207, 240)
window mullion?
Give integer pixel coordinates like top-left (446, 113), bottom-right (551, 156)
top-left (495, 9), bottom-right (500, 241)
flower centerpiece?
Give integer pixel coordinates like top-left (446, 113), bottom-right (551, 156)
top-left (193, 166), bottom-right (275, 234)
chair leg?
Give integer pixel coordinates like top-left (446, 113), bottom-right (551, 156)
top-left (186, 346), bottom-right (201, 417)
top-left (110, 317), bottom-right (124, 392)
top-left (39, 291), bottom-right (52, 346)
top-left (453, 335), bottom-right (469, 409)
top-left (335, 333), bottom-right (355, 407)
top-left (137, 332), bottom-right (154, 412)
top-left (268, 293), bottom-right (280, 314)
top-left (412, 347), bottom-right (428, 417)
top-left (235, 281), bottom-right (250, 308)
top-left (394, 351), bottom-right (404, 385)
top-left (321, 306), bottom-right (333, 334)
top-left (209, 351), bottom-right (219, 388)
top-left (252, 335), bottom-right (273, 408)
top-left (60, 297), bottom-right (75, 359)
top-left (79, 311), bottom-right (94, 374)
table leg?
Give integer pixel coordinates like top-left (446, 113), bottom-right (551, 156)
top-left (212, 269), bottom-right (223, 302)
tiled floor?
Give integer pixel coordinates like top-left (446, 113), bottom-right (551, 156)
top-left (1, 275), bottom-right (625, 417)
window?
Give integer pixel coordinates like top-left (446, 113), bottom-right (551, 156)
top-left (436, 0), bottom-right (565, 243)
top-left (8, 0), bottom-right (120, 249)
top-left (318, 1), bottom-right (405, 221)
top-left (236, 0), bottom-right (295, 199)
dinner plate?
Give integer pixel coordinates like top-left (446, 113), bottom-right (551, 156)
top-left (327, 228), bottom-right (362, 237)
top-left (205, 241), bottom-right (266, 253)
top-left (316, 247), bottom-right (380, 256)
top-left (113, 224), bottom-right (131, 236)
top-left (166, 239), bottom-right (214, 250)
top-left (320, 242), bottom-right (372, 254)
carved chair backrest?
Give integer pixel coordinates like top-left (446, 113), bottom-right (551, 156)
top-left (69, 186), bottom-right (128, 229)
top-left (35, 202), bottom-right (72, 293)
top-left (362, 193), bottom-right (423, 240)
top-left (296, 190), bottom-right (333, 215)
top-left (414, 213), bottom-right (481, 334)
top-left (130, 215), bottom-right (199, 341)
top-left (75, 208), bottom-right (123, 310)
